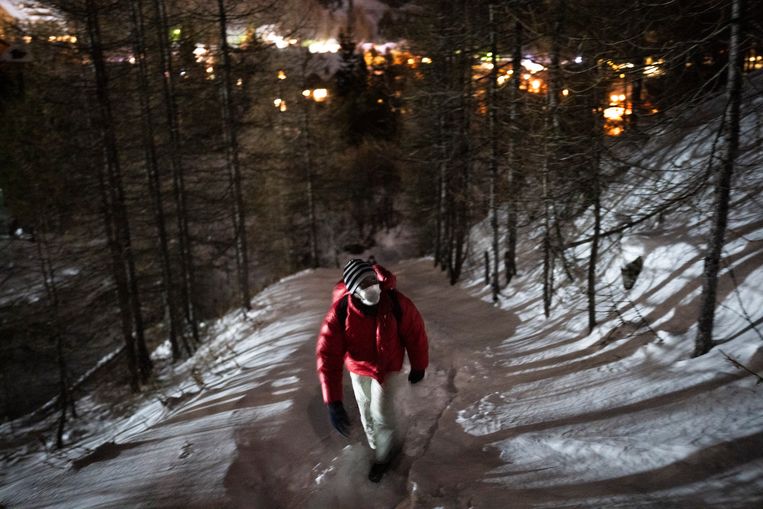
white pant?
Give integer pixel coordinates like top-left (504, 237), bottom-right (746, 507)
top-left (350, 371), bottom-right (401, 463)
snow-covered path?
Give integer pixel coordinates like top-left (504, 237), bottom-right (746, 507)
top-left (2, 256), bottom-right (763, 508)
top-left (221, 257), bottom-right (523, 508)
top-left (1, 258), bottom-right (516, 508)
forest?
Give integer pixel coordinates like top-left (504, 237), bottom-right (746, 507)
top-left (1, 0), bottom-right (761, 473)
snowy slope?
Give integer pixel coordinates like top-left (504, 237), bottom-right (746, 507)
top-left (2, 83), bottom-right (763, 508)
top-left (436, 78), bottom-right (763, 507)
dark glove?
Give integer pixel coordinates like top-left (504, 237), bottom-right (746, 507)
top-left (328, 401), bottom-right (350, 437)
top-left (408, 369), bottom-right (425, 384)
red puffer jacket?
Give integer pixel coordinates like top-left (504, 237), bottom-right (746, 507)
top-left (316, 288), bottom-right (429, 404)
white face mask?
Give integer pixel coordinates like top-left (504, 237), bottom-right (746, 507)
top-left (356, 284), bottom-right (381, 306)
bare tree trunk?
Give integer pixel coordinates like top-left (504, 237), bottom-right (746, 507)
top-left (448, 0), bottom-right (472, 286)
top-left (548, 0), bottom-right (564, 133)
top-left (505, 16), bottom-right (522, 286)
top-left (587, 68), bottom-right (604, 334)
top-left (587, 178), bottom-right (601, 333)
top-left (87, 0), bottom-right (151, 381)
top-left (484, 250), bottom-right (490, 285)
top-left (435, 112), bottom-right (448, 271)
top-left (446, 191), bottom-right (456, 281)
top-left (153, 0), bottom-right (198, 351)
top-left (34, 215), bottom-right (70, 448)
top-left (630, 56), bottom-right (644, 129)
top-left (433, 5), bottom-right (449, 271)
top-left (217, 0), bottom-right (252, 311)
top-left (86, 0), bottom-right (142, 390)
top-left (129, 0), bottom-right (182, 360)
top-left (542, 0), bottom-right (565, 318)
top-left (128, 247), bottom-right (151, 382)
top-left (542, 147), bottom-right (552, 318)
top-left (629, 0), bottom-right (645, 129)
top-left (488, 3), bottom-right (500, 303)
top-left (694, 0), bottom-right (745, 357)
top-left (302, 51), bottom-right (319, 268)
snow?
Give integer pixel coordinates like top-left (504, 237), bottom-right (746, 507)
top-left (0, 0), bottom-right (27, 20)
top-left (434, 79), bottom-right (763, 507)
top-left (2, 78), bottom-right (763, 508)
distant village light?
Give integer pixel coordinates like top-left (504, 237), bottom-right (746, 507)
top-left (604, 106), bottom-right (625, 120)
top-left (44, 34), bottom-right (77, 44)
top-left (256, 24), bottom-right (293, 49)
top-left (277, 70), bottom-right (287, 80)
top-left (421, 57), bottom-right (432, 64)
top-left (643, 65), bottom-right (661, 76)
top-left (521, 59), bottom-right (544, 73)
top-left (562, 88), bottom-right (570, 96)
top-left (193, 45), bottom-right (207, 63)
top-left (312, 88), bottom-right (328, 102)
top-left (302, 89), bottom-right (312, 97)
top-left (308, 39), bottom-right (340, 54)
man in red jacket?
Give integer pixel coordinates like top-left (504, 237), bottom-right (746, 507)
top-left (316, 259), bottom-right (429, 482)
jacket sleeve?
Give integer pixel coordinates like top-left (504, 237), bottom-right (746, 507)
top-left (316, 301), bottom-right (347, 404)
top-left (397, 292), bottom-right (429, 371)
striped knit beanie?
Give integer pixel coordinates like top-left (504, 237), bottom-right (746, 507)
top-left (343, 259), bottom-right (377, 295)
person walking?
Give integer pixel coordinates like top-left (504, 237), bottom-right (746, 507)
top-left (316, 259), bottom-right (429, 482)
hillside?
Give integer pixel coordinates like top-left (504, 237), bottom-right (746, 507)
top-left (1, 77), bottom-right (762, 508)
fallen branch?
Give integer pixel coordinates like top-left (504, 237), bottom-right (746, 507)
top-left (719, 349), bottom-right (763, 384)
top-left (29, 344), bottom-right (126, 421)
